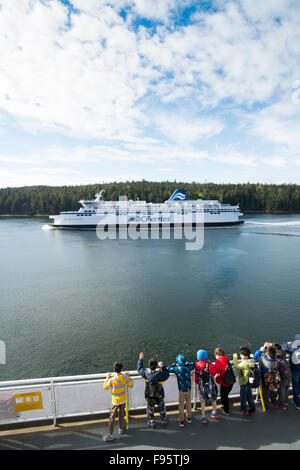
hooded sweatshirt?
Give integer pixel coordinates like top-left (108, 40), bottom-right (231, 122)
top-left (233, 354), bottom-right (255, 386)
top-left (253, 349), bottom-right (278, 382)
top-left (168, 355), bottom-right (195, 392)
top-left (281, 334), bottom-right (300, 372)
top-left (137, 358), bottom-right (169, 398)
top-left (215, 355), bottom-right (231, 387)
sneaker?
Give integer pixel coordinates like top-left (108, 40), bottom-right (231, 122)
top-left (271, 403), bottom-right (279, 409)
top-left (293, 402), bottom-right (300, 410)
top-left (161, 419), bottom-right (168, 426)
top-left (243, 411), bottom-right (249, 415)
top-left (102, 434), bottom-right (114, 442)
top-left (178, 420), bottom-right (184, 427)
top-left (211, 412), bottom-right (218, 419)
top-left (186, 418), bottom-right (192, 424)
top-left (201, 417), bottom-right (208, 424)
top-left (249, 409), bottom-right (257, 415)
top-left (148, 420), bottom-right (156, 429)
top-left (118, 428), bottom-right (124, 435)
top-left (220, 407), bottom-right (229, 416)
top-left (280, 405), bottom-right (287, 411)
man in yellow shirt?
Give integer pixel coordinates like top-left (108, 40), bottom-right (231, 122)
top-left (103, 362), bottom-right (133, 441)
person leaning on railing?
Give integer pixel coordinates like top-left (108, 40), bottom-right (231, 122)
top-left (194, 349), bottom-right (218, 423)
top-left (273, 343), bottom-right (292, 410)
top-left (167, 354), bottom-right (195, 427)
top-left (214, 347), bottom-right (235, 416)
top-left (137, 352), bottom-right (169, 429)
top-left (102, 362), bottom-right (133, 442)
top-left (281, 334), bottom-right (300, 410)
top-left (253, 343), bottom-right (281, 412)
top-left (233, 347), bottom-right (257, 416)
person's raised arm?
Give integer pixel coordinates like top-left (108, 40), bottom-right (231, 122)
top-left (137, 352), bottom-right (146, 377)
top-left (158, 361), bottom-right (170, 381)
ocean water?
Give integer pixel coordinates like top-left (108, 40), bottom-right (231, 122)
top-left (0, 214), bottom-right (300, 380)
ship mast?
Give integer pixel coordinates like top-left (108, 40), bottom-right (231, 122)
top-left (95, 189), bottom-right (105, 201)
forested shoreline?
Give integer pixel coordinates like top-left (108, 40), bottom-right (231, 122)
top-left (0, 181), bottom-right (300, 215)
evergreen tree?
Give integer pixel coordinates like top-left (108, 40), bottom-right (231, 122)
top-left (0, 182), bottom-right (299, 215)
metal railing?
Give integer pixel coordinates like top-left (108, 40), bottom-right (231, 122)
top-left (0, 369), bottom-right (244, 427)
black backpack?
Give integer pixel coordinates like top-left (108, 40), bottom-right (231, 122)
top-left (198, 361), bottom-right (211, 386)
top-left (248, 363), bottom-right (260, 388)
top-left (145, 381), bottom-right (161, 400)
top-left (198, 361), bottom-right (218, 405)
top-left (222, 360), bottom-right (236, 386)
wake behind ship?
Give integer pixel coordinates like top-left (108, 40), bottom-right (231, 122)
top-left (47, 189), bottom-right (244, 229)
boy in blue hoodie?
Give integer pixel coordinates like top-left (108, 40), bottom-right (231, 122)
top-left (168, 354), bottom-right (195, 427)
top-left (137, 352), bottom-right (170, 428)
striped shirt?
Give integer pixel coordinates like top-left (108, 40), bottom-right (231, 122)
top-left (103, 373), bottom-right (133, 405)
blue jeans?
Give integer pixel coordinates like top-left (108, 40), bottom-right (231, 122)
top-left (291, 370), bottom-right (300, 407)
top-left (240, 384), bottom-right (256, 412)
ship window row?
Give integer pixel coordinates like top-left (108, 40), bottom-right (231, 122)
top-left (74, 210), bottom-right (237, 216)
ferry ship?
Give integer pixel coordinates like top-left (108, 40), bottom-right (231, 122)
top-left (47, 189), bottom-right (244, 229)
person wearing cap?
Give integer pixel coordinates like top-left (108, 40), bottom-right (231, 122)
top-left (281, 334), bottom-right (300, 409)
top-left (194, 349), bottom-right (218, 423)
top-left (168, 354), bottom-right (195, 427)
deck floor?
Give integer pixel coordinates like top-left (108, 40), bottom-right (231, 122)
top-left (0, 402), bottom-right (299, 450)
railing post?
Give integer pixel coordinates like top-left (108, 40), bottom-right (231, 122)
top-left (126, 385), bottom-right (130, 430)
top-left (50, 381), bottom-right (57, 427)
top-left (192, 372), bottom-right (197, 411)
top-left (127, 384), bottom-right (131, 411)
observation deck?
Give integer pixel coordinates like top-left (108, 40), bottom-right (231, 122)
top-left (0, 370), bottom-right (299, 450)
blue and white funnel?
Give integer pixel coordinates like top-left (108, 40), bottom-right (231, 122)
top-left (168, 189), bottom-right (189, 201)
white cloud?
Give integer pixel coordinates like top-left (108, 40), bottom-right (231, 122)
top-left (0, 1), bottom-right (300, 185)
top-left (129, 0), bottom-right (178, 21)
top-left (0, 0), bottom-right (146, 140)
top-left (0, 167), bottom-right (81, 188)
top-left (250, 101), bottom-right (300, 150)
top-left (240, 0), bottom-right (294, 23)
top-left (212, 151), bottom-right (258, 167)
top-left (262, 156), bottom-right (287, 168)
top-left (1, 0), bottom-right (299, 142)
top-left (154, 113), bottom-right (224, 144)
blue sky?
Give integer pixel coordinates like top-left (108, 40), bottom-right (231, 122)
top-left (1, 0), bottom-right (300, 187)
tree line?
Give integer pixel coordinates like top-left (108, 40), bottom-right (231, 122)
top-left (0, 181), bottom-right (300, 215)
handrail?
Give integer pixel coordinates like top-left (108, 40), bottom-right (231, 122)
top-left (0, 372), bottom-right (113, 388)
top-left (0, 364), bottom-right (265, 427)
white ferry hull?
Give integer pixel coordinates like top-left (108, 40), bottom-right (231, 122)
top-left (48, 212), bottom-right (243, 229)
top-left (48, 222), bottom-right (243, 229)
top-left (46, 188), bottom-right (244, 229)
